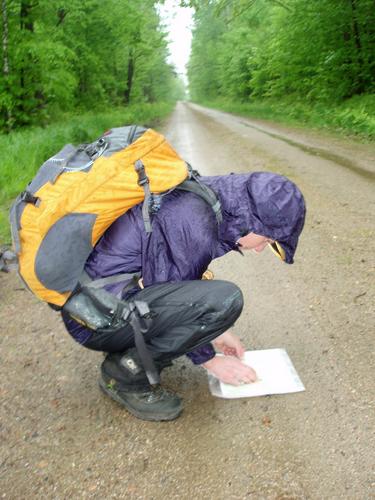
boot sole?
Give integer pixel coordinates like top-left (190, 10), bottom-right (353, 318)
top-left (98, 376), bottom-right (183, 422)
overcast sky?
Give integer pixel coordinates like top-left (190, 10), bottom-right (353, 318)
top-left (158, 0), bottom-right (194, 83)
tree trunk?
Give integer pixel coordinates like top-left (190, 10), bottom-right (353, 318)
top-left (56, 7), bottom-right (67, 27)
top-left (20, 1), bottom-right (34, 31)
top-left (2, 0), bottom-right (9, 76)
top-left (19, 1), bottom-right (35, 122)
top-left (124, 50), bottom-right (135, 105)
top-left (350, 0), bottom-right (365, 94)
top-left (2, 0), bottom-right (12, 130)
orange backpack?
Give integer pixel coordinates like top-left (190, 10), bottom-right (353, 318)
top-left (10, 125), bottom-right (221, 308)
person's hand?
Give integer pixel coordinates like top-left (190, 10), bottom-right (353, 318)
top-left (212, 330), bottom-right (245, 358)
top-left (202, 355), bottom-right (257, 386)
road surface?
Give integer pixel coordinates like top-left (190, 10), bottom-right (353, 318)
top-left (1, 102), bottom-right (374, 499)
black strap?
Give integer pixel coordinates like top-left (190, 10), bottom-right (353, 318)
top-left (127, 301), bottom-right (160, 385)
top-left (20, 190), bottom-right (40, 206)
top-left (135, 159), bottom-right (152, 233)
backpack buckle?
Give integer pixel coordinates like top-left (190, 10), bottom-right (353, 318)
top-left (137, 175), bottom-right (149, 187)
top-left (20, 191), bottom-right (40, 206)
top-left (135, 160), bottom-right (149, 187)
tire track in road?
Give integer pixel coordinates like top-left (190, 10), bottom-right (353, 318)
top-left (238, 120), bottom-right (375, 182)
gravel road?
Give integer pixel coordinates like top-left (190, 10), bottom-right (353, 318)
top-left (1, 102), bottom-right (374, 499)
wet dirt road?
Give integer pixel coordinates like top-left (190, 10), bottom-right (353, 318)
top-left (1, 102), bottom-right (374, 499)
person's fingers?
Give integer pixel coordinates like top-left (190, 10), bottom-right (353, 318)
top-left (230, 336), bottom-right (245, 357)
top-left (245, 367), bottom-right (257, 382)
top-left (233, 379), bottom-right (243, 386)
top-left (238, 363), bottom-right (257, 383)
top-left (212, 357), bottom-right (258, 385)
top-left (250, 366), bottom-right (257, 381)
top-left (235, 343), bottom-right (245, 358)
top-left (222, 346), bottom-right (238, 356)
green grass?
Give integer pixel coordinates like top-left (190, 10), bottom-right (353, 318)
top-left (0, 102), bottom-right (174, 244)
top-left (196, 94), bottom-right (375, 140)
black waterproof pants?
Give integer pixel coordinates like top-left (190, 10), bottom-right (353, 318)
top-left (63, 280), bottom-right (244, 363)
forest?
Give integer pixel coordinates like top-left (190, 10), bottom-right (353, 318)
top-left (188, 0), bottom-right (375, 136)
top-left (0, 0), bottom-right (183, 131)
top-left (1, 0), bottom-right (374, 135)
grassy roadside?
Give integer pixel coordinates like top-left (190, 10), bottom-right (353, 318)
top-left (0, 102), bottom-right (174, 244)
top-left (196, 94), bottom-right (375, 141)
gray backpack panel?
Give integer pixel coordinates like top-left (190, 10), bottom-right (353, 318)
top-left (34, 212), bottom-right (97, 293)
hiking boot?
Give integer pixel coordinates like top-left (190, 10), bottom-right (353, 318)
top-left (99, 374), bottom-right (183, 421)
top-left (100, 349), bottom-right (183, 421)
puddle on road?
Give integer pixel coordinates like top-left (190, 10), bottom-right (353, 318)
top-left (240, 121), bottom-right (375, 182)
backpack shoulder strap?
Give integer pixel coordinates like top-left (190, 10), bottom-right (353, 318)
top-left (175, 177), bottom-right (223, 224)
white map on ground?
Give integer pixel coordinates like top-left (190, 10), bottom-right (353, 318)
top-left (208, 349), bottom-right (305, 399)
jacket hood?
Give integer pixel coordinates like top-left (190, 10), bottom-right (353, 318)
top-left (202, 172), bottom-right (306, 264)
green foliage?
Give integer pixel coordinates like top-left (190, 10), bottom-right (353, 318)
top-left (188, 4), bottom-right (226, 101)
top-left (0, 101), bottom-right (174, 243)
top-left (188, 0), bottom-right (375, 110)
top-left (0, 0), bottom-right (183, 131)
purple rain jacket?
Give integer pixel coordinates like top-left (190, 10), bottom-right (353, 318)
top-left (81, 171), bottom-right (306, 364)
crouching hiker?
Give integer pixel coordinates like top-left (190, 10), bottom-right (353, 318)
top-left (9, 126), bottom-right (305, 421)
top-left (61, 171), bottom-right (306, 421)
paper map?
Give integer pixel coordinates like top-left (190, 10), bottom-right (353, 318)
top-left (208, 349), bottom-right (305, 399)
